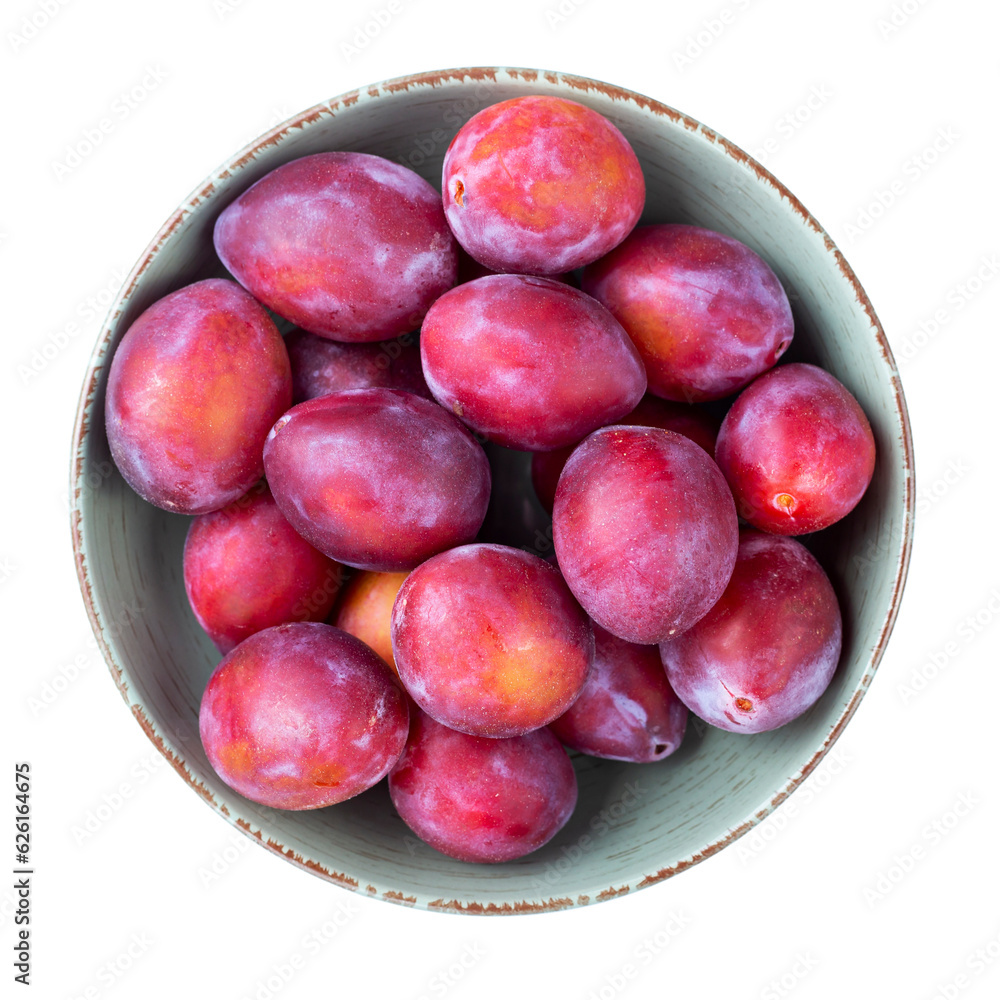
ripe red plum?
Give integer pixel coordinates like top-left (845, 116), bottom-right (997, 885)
top-left (714, 363), bottom-right (876, 534)
top-left (553, 426), bottom-right (738, 643)
top-left (660, 530), bottom-right (842, 733)
top-left (391, 544), bottom-right (593, 738)
top-left (199, 622), bottom-right (409, 809)
top-left (105, 278), bottom-right (291, 514)
top-left (389, 710), bottom-right (577, 863)
top-left (549, 623), bottom-right (688, 762)
top-left (214, 152), bottom-right (457, 341)
top-left (421, 274), bottom-right (646, 450)
top-left (443, 96), bottom-right (644, 274)
top-left (582, 224), bottom-right (793, 402)
top-left (263, 388), bottom-right (490, 571)
top-left (184, 483), bottom-right (344, 654)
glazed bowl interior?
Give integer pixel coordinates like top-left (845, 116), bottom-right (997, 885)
top-left (71, 68), bottom-right (913, 914)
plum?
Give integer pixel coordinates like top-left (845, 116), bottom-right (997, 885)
top-left (333, 570), bottom-right (409, 676)
top-left (660, 530), bottom-right (842, 733)
top-left (199, 622), bottom-right (409, 809)
top-left (582, 224), bottom-right (793, 402)
top-left (285, 328), bottom-right (430, 404)
top-left (184, 482), bottom-right (344, 654)
top-left (421, 275), bottom-right (646, 450)
top-left (214, 152), bottom-right (457, 342)
top-left (391, 543), bottom-right (594, 738)
top-left (549, 623), bottom-right (688, 763)
top-left (714, 363), bottom-right (876, 534)
top-left (388, 710), bottom-right (577, 863)
top-left (443, 95), bottom-right (644, 274)
top-left (263, 388), bottom-right (490, 571)
top-left (553, 425), bottom-right (738, 644)
top-left (531, 395), bottom-right (720, 513)
top-left (105, 278), bottom-right (291, 514)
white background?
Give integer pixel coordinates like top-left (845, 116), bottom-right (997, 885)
top-left (3, 0), bottom-right (1000, 997)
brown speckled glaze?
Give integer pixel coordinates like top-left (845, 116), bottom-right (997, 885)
top-left (71, 67), bottom-right (914, 915)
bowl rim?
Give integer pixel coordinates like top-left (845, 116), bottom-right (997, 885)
top-left (69, 65), bottom-right (915, 915)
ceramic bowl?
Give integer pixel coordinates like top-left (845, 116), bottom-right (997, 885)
top-left (70, 67), bottom-right (914, 914)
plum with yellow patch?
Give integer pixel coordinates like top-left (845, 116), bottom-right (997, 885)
top-left (262, 388), bottom-right (490, 571)
top-left (390, 544), bottom-right (593, 738)
top-left (333, 570), bottom-right (409, 676)
top-left (105, 278), bottom-right (291, 514)
top-left (389, 709), bottom-right (577, 863)
top-left (214, 152), bottom-right (457, 342)
top-left (199, 622), bottom-right (409, 810)
top-left (183, 483), bottom-right (345, 654)
top-left (582, 224), bottom-right (793, 402)
top-left (443, 96), bottom-right (644, 275)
